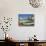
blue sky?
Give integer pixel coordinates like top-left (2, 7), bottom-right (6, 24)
top-left (19, 14), bottom-right (33, 20)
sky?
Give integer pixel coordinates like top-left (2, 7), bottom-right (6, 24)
top-left (19, 14), bottom-right (33, 20)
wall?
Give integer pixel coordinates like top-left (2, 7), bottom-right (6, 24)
top-left (0, 0), bottom-right (46, 40)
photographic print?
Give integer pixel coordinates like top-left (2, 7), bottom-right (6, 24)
top-left (18, 14), bottom-right (34, 26)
